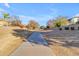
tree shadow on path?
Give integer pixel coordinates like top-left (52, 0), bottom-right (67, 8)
top-left (12, 29), bottom-right (49, 47)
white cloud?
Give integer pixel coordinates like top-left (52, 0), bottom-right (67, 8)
top-left (18, 8), bottom-right (59, 25)
top-left (18, 15), bottom-right (52, 25)
top-left (19, 15), bottom-right (36, 20)
top-left (4, 3), bottom-right (10, 8)
top-left (18, 15), bottom-right (27, 18)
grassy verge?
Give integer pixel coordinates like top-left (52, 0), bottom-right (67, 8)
top-left (50, 43), bottom-right (79, 56)
top-left (0, 26), bottom-right (24, 56)
top-left (0, 39), bottom-right (23, 56)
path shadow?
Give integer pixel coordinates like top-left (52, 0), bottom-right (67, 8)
top-left (62, 41), bottom-right (79, 48)
top-left (45, 37), bottom-right (79, 48)
top-left (12, 29), bottom-right (32, 41)
top-left (12, 29), bottom-right (49, 46)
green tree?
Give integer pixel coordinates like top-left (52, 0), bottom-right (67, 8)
top-left (49, 16), bottom-right (69, 28)
top-left (3, 13), bottom-right (10, 19)
top-left (55, 16), bottom-right (69, 27)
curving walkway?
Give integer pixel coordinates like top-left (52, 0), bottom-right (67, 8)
top-left (11, 32), bottom-right (53, 56)
top-left (11, 42), bottom-right (53, 56)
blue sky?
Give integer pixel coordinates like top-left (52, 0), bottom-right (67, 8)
top-left (0, 3), bottom-right (79, 25)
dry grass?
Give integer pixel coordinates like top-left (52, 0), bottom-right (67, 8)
top-left (50, 43), bottom-right (79, 56)
top-left (0, 26), bottom-right (23, 56)
top-left (29, 29), bottom-right (53, 32)
top-left (0, 38), bottom-right (23, 56)
top-left (44, 30), bottom-right (79, 56)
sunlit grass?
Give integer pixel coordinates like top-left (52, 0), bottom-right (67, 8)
top-left (50, 43), bottom-right (79, 56)
top-left (0, 26), bottom-right (23, 55)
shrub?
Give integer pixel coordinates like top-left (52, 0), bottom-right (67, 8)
top-left (59, 28), bottom-right (62, 30)
top-left (64, 27), bottom-right (69, 30)
top-left (27, 20), bottom-right (39, 30)
top-left (71, 27), bottom-right (74, 30)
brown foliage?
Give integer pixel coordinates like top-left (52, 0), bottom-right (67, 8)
top-left (27, 20), bottom-right (39, 30)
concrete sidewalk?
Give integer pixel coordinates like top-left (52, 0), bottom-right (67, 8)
top-left (11, 42), bottom-right (53, 56)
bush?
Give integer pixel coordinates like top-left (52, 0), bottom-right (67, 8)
top-left (78, 27), bottom-right (79, 30)
top-left (46, 26), bottom-right (50, 29)
top-left (11, 20), bottom-right (21, 26)
top-left (59, 28), bottom-right (62, 30)
top-left (40, 26), bottom-right (45, 29)
top-left (27, 20), bottom-right (39, 30)
top-left (70, 27), bottom-right (74, 30)
top-left (64, 27), bottom-right (69, 30)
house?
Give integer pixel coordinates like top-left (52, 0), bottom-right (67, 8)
top-left (69, 14), bottom-right (79, 24)
top-left (58, 14), bottom-right (79, 30)
top-left (59, 24), bottom-right (79, 30)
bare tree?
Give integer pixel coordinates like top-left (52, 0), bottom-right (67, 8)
top-left (27, 20), bottom-right (39, 30)
top-left (10, 16), bottom-right (22, 26)
top-left (47, 19), bottom-right (53, 28)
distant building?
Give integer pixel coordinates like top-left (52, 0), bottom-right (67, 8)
top-left (69, 14), bottom-right (79, 24)
top-left (59, 24), bottom-right (79, 30)
top-left (71, 17), bottom-right (79, 24)
top-left (58, 15), bottom-right (79, 30)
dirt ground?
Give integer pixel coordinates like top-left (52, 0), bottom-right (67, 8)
top-left (0, 26), bottom-right (23, 56)
top-left (43, 30), bottom-right (79, 56)
top-left (49, 44), bottom-right (79, 56)
top-left (1, 26), bottom-right (79, 56)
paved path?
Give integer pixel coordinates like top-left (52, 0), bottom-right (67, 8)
top-left (11, 42), bottom-right (53, 56)
top-left (10, 31), bottom-right (53, 56)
